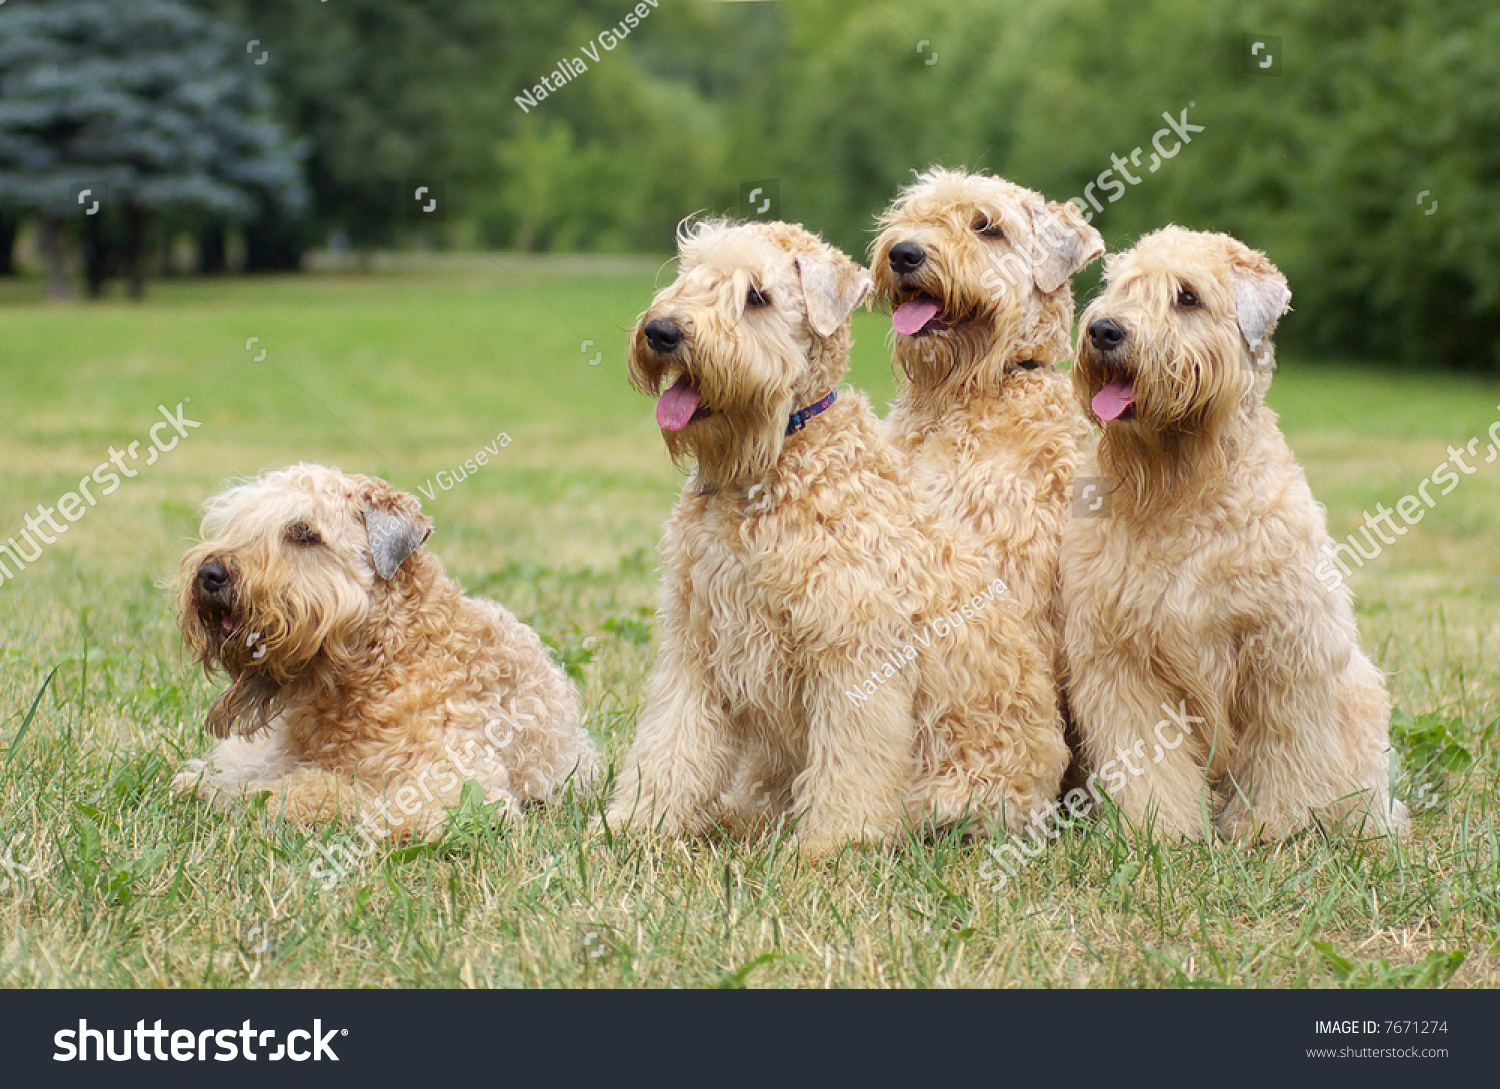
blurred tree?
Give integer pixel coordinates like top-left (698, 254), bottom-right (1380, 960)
top-left (0, 0), bottom-right (307, 297)
top-left (1258, 0), bottom-right (1500, 369)
top-left (489, 49), bottom-right (728, 253)
top-left (6, 0), bottom-right (1490, 366)
top-left (195, 0), bottom-right (564, 262)
top-left (0, 211), bottom-right (16, 276)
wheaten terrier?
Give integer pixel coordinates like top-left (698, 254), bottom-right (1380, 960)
top-left (171, 463), bottom-right (596, 838)
top-left (1061, 226), bottom-right (1408, 842)
top-left (870, 167), bottom-right (1103, 786)
top-left (605, 219), bottom-right (1066, 854)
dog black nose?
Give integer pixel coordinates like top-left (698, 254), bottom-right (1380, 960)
top-left (197, 561), bottom-right (230, 597)
top-left (643, 320), bottom-right (682, 354)
top-left (1089, 319), bottom-right (1125, 352)
top-left (888, 241), bottom-right (925, 274)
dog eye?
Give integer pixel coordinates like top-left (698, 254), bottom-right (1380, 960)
top-left (1176, 287), bottom-right (1201, 308)
top-left (285, 521), bottom-right (322, 546)
top-left (974, 217), bottom-right (1004, 240)
top-left (746, 286), bottom-right (770, 309)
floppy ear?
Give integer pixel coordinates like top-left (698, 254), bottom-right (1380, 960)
top-left (1030, 200), bottom-right (1104, 294)
top-left (1233, 270), bottom-right (1292, 349)
top-left (365, 494), bottom-right (433, 580)
top-left (797, 252), bottom-right (873, 339)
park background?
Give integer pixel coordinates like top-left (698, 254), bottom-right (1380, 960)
top-left (0, 0), bottom-right (1496, 987)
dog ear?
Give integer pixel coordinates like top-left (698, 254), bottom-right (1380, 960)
top-left (1232, 269), bottom-right (1292, 349)
top-left (1030, 200), bottom-right (1104, 294)
top-left (796, 253), bottom-right (873, 339)
top-left (365, 495), bottom-right (433, 580)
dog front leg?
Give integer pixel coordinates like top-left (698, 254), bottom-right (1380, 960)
top-left (606, 645), bottom-right (737, 838)
top-left (1070, 661), bottom-right (1219, 840)
top-left (717, 723), bottom-right (800, 838)
top-left (248, 765), bottom-right (388, 832)
top-left (1223, 647), bottom-right (1406, 842)
top-left (171, 730), bottom-right (299, 809)
top-left (792, 672), bottom-right (916, 856)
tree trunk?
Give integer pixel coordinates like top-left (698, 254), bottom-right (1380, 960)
top-left (41, 218), bottom-right (70, 300)
top-left (0, 213), bottom-right (17, 276)
top-left (122, 202), bottom-right (147, 300)
top-left (198, 222), bottom-right (227, 274)
top-left (515, 218), bottom-right (536, 254)
top-left (244, 213), bottom-right (306, 272)
top-left (83, 209), bottom-right (110, 298)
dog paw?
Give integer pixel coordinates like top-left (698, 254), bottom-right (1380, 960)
top-left (1215, 818), bottom-right (1263, 846)
top-left (794, 829), bottom-right (883, 858)
top-left (597, 807), bottom-right (653, 839)
top-left (169, 760), bottom-right (210, 796)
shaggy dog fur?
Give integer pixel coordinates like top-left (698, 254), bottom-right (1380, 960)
top-left (171, 464), bottom-right (596, 838)
top-left (1061, 226), bottom-right (1408, 842)
top-left (870, 167), bottom-right (1103, 803)
top-left (605, 219), bottom-right (1066, 854)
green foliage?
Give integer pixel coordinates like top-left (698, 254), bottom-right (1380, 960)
top-left (4, 1), bottom-right (1492, 357)
top-left (194, 0), bottom-right (559, 248)
top-left (1392, 710), bottom-right (1476, 779)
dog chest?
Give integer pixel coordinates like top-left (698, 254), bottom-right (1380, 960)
top-left (676, 513), bottom-right (905, 712)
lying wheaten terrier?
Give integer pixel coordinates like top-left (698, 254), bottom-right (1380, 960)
top-left (870, 167), bottom-right (1104, 787)
top-left (171, 463), bottom-right (596, 838)
top-left (605, 219), bottom-right (1066, 854)
top-left (1061, 226), bottom-right (1408, 842)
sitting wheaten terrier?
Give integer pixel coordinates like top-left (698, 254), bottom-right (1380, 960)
top-left (1061, 226), bottom-right (1408, 842)
top-left (171, 463), bottom-right (596, 839)
top-left (605, 219), bottom-right (1066, 854)
top-left (870, 167), bottom-right (1104, 779)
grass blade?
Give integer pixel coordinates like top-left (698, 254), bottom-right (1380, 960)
top-left (5, 664), bottom-right (60, 767)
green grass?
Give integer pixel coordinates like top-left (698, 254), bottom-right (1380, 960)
top-left (0, 264), bottom-right (1497, 988)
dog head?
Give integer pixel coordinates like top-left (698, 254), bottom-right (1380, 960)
top-left (1075, 226), bottom-right (1291, 435)
top-left (175, 463), bottom-right (433, 736)
top-left (629, 218), bottom-right (871, 487)
top-left (871, 168), bottom-right (1102, 389)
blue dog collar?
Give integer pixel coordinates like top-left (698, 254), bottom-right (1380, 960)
top-left (786, 390), bottom-right (837, 435)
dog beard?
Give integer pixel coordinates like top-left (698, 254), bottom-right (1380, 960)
top-left (190, 621), bottom-right (290, 739)
top-left (1077, 336), bottom-right (1252, 514)
top-left (634, 350), bottom-right (796, 491)
top-left (205, 672), bottom-right (282, 739)
top-left (880, 273), bottom-right (1029, 395)
top-left (181, 596), bottom-right (310, 739)
top-left (666, 409), bottom-right (790, 492)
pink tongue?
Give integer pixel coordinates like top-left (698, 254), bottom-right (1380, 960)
top-left (655, 375), bottom-right (702, 431)
top-left (893, 300), bottom-right (940, 336)
top-left (1092, 380), bottom-right (1137, 422)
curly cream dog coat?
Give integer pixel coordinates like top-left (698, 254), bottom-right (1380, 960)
top-left (172, 464), bottom-right (595, 838)
top-left (606, 219), bottom-right (1066, 853)
top-left (1062, 227), bottom-right (1407, 842)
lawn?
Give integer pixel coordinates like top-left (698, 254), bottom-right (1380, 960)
top-left (0, 262), bottom-right (1496, 988)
